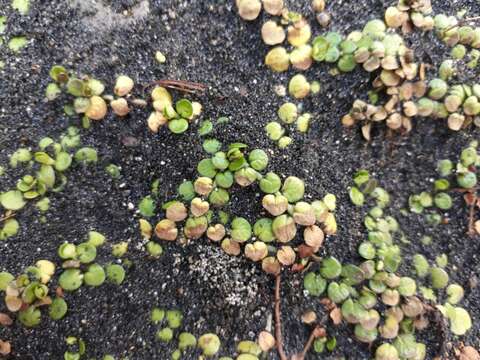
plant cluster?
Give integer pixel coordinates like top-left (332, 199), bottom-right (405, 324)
top-left (150, 307), bottom-right (275, 359)
top-left (0, 127), bottom-right (96, 240)
top-left (146, 85), bottom-right (203, 134)
top-left (409, 141), bottom-right (480, 235)
top-left (0, 231), bottom-right (126, 329)
top-left (47, 65), bottom-right (203, 133)
top-left (57, 232), bottom-right (126, 291)
top-left (0, 0), bottom-right (30, 60)
top-left (139, 141), bottom-right (337, 276)
top-left (265, 100), bottom-right (313, 148)
top-left (0, 260), bottom-right (61, 327)
top-left (237, 0), bottom-right (480, 140)
top-left (303, 170), bottom-right (472, 359)
top-left (63, 336), bottom-right (86, 360)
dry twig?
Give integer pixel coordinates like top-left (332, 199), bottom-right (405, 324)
top-left (146, 79), bottom-right (207, 95)
top-left (444, 16), bottom-right (480, 32)
top-left (274, 273), bottom-right (288, 360)
top-left (0, 212), bottom-right (15, 223)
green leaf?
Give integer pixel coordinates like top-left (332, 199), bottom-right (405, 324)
top-left (168, 119), bottom-right (189, 134)
top-left (1, 190), bottom-right (26, 210)
top-left (175, 99), bottom-right (193, 118)
top-left (197, 158), bottom-right (217, 178)
top-left (434, 193), bottom-right (452, 210)
top-left (37, 165), bottom-right (56, 188)
top-left (320, 257), bottom-right (342, 279)
top-left (74, 147), bottom-right (98, 163)
top-left (198, 120), bottom-right (214, 136)
top-left (1, 218), bottom-right (20, 239)
top-left (349, 187), bottom-right (364, 206)
top-left (217, 116), bottom-right (229, 124)
top-left (215, 171), bottom-right (234, 189)
top-left (12, 0), bottom-right (30, 15)
top-left (49, 65), bottom-right (69, 83)
top-left (83, 263), bottom-right (106, 286)
top-left (49, 297), bottom-right (68, 320)
top-left (59, 269), bottom-right (83, 291)
top-left (430, 267), bottom-right (449, 289)
top-left (303, 272), bottom-right (326, 296)
top-left (76, 243), bottom-right (97, 263)
top-left (8, 36), bottom-right (27, 52)
top-left (211, 152), bottom-right (229, 171)
top-left (230, 217), bottom-right (251, 243)
top-left (178, 181), bottom-right (195, 201)
top-left (67, 78), bottom-right (85, 97)
top-left (202, 139), bottom-right (222, 154)
top-left (353, 169), bottom-right (369, 186)
top-left (0, 16), bottom-right (6, 34)
top-left (46, 83), bottom-right (61, 101)
top-left (446, 305), bottom-right (472, 335)
top-left (312, 36), bottom-right (329, 61)
top-left (248, 149), bottom-right (269, 171)
top-left (0, 271), bottom-right (14, 290)
top-left (139, 196), bottom-right (156, 217)
top-left (106, 264), bottom-right (126, 285)
top-left (18, 306), bottom-right (41, 327)
top-left (34, 152), bottom-right (55, 165)
top-left (55, 152), bottom-right (72, 172)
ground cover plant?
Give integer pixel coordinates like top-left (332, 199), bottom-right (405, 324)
top-left (1, 0), bottom-right (480, 359)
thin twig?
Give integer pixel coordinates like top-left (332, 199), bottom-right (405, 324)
top-left (444, 16), bottom-right (480, 32)
top-left (0, 213), bottom-right (15, 223)
top-left (467, 195), bottom-right (477, 237)
top-left (144, 79), bottom-right (207, 95)
top-left (274, 273), bottom-right (288, 360)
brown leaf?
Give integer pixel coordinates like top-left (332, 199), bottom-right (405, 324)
top-left (361, 123), bottom-right (371, 141)
top-left (474, 220), bottom-right (480, 235)
top-left (5, 296), bottom-right (22, 312)
top-left (0, 340), bottom-right (11, 355)
top-left (320, 297), bottom-right (334, 309)
top-left (33, 296), bottom-right (52, 308)
top-left (297, 244), bottom-right (314, 258)
top-left (458, 345), bottom-right (480, 360)
top-left (312, 326), bottom-right (326, 338)
top-left (301, 311), bottom-right (317, 324)
top-left (56, 287), bottom-right (64, 298)
top-left (0, 313), bottom-right (13, 326)
top-left (258, 331), bottom-right (275, 352)
top-left (330, 307), bottom-right (342, 325)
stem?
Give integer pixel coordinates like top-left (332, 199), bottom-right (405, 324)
top-left (0, 213), bottom-right (15, 223)
top-left (274, 273), bottom-right (288, 360)
top-left (444, 16), bottom-right (480, 32)
top-left (146, 79), bottom-right (207, 94)
top-left (424, 303), bottom-right (448, 357)
top-left (467, 195), bottom-right (476, 237)
top-left (299, 326), bottom-right (320, 358)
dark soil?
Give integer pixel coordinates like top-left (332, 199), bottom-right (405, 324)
top-left (1, 0), bottom-right (480, 359)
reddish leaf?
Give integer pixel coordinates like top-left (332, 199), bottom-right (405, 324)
top-left (0, 340), bottom-right (11, 355)
top-left (297, 245), bottom-right (314, 258)
top-left (330, 307), bottom-right (342, 325)
top-left (0, 313), bottom-right (13, 326)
